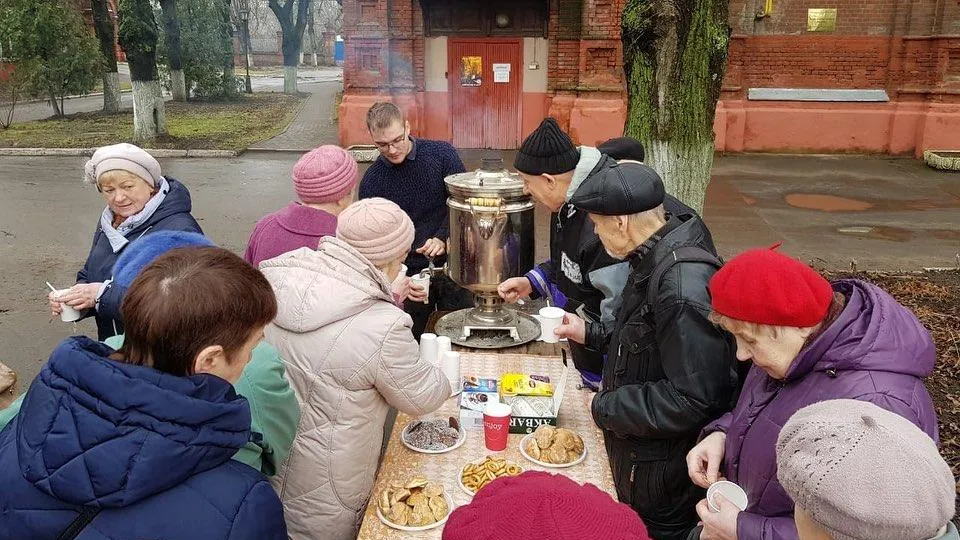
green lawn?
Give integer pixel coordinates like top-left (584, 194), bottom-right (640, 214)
top-left (0, 93), bottom-right (305, 150)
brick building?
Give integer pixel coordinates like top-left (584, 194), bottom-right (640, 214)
top-left (78, 0), bottom-right (125, 62)
top-left (338, 0), bottom-right (959, 155)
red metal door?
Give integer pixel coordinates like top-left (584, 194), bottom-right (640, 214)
top-left (448, 39), bottom-right (522, 149)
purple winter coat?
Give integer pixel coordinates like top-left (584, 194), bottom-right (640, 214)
top-left (245, 202), bottom-right (338, 267)
top-left (702, 279), bottom-right (938, 540)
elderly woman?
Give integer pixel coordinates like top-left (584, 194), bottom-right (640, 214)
top-left (259, 197), bottom-right (451, 540)
top-left (686, 247), bottom-right (939, 540)
top-left (48, 143), bottom-right (201, 340)
top-left (0, 247), bottom-right (286, 539)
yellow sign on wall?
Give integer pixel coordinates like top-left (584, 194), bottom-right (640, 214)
top-left (807, 8), bottom-right (837, 32)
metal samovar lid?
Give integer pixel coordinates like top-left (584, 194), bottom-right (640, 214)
top-left (444, 157), bottom-right (526, 202)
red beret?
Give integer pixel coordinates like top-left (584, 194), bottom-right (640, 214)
top-left (442, 471), bottom-right (650, 540)
top-left (709, 247), bottom-right (833, 327)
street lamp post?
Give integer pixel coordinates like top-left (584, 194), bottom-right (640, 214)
top-left (240, 4), bottom-right (252, 94)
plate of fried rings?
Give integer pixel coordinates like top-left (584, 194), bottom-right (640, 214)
top-left (457, 455), bottom-right (524, 496)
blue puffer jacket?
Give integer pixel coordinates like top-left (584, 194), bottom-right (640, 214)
top-left (0, 337), bottom-right (287, 540)
top-left (78, 177), bottom-right (202, 340)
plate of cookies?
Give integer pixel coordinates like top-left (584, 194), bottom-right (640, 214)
top-left (401, 417), bottom-right (466, 454)
top-left (519, 425), bottom-right (586, 468)
top-left (376, 476), bottom-right (454, 531)
top-left (457, 455), bottom-right (524, 496)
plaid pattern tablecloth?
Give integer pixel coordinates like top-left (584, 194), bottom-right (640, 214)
top-left (357, 352), bottom-right (615, 539)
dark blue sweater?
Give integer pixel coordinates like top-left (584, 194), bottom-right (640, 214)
top-left (359, 137), bottom-right (465, 274)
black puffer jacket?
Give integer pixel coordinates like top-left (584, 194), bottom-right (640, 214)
top-left (586, 214), bottom-right (738, 540)
top-left (526, 153), bottom-right (629, 376)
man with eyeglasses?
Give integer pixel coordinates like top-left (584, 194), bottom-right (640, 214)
top-left (359, 102), bottom-right (474, 339)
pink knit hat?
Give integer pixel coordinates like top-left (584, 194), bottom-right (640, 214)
top-left (292, 145), bottom-right (358, 204)
top-left (336, 198), bottom-right (414, 266)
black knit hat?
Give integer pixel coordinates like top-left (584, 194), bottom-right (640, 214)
top-left (598, 137), bottom-right (645, 163)
top-left (569, 161), bottom-right (665, 216)
top-left (513, 118), bottom-right (580, 175)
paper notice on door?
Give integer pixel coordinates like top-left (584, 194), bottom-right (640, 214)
top-left (493, 63), bottom-right (510, 83)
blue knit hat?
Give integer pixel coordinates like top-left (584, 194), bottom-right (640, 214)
top-left (112, 231), bottom-right (215, 288)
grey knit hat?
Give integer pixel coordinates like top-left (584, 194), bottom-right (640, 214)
top-left (776, 399), bottom-right (955, 540)
top-left (513, 118), bottom-right (580, 175)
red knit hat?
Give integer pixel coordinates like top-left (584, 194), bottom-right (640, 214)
top-left (709, 246), bottom-right (833, 327)
top-left (442, 471), bottom-right (650, 540)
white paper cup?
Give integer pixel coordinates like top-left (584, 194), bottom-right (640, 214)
top-left (399, 264), bottom-right (408, 277)
top-left (707, 481), bottom-right (748, 512)
top-left (411, 273), bottom-right (431, 304)
top-left (55, 289), bottom-right (82, 323)
top-left (436, 336), bottom-right (452, 364)
top-left (538, 306), bottom-right (566, 344)
top-left (419, 333), bottom-right (438, 366)
top-left (441, 351), bottom-right (460, 397)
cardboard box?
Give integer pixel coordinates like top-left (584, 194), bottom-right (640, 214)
top-left (502, 369), bottom-right (567, 434)
top-left (459, 376), bottom-right (499, 430)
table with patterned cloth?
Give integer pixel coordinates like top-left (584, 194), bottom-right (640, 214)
top-left (357, 352), bottom-right (616, 539)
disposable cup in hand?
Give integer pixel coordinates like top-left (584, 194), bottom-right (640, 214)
top-left (411, 273), bottom-right (431, 304)
top-left (482, 402), bottom-right (512, 452)
top-left (707, 481), bottom-right (748, 512)
top-left (55, 289), bottom-right (82, 323)
top-left (538, 307), bottom-right (566, 344)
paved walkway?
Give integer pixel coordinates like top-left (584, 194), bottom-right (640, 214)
top-left (248, 80), bottom-right (342, 151)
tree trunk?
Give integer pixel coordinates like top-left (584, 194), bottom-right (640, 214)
top-left (221, 0), bottom-right (237, 95)
top-left (118, 0), bottom-right (165, 140)
top-left (621, 0), bottom-right (730, 215)
top-left (270, 0), bottom-right (312, 94)
top-left (131, 80), bottom-right (166, 142)
top-left (307, 10), bottom-right (319, 67)
top-left (159, 0), bottom-right (186, 101)
top-left (284, 65), bottom-right (298, 93)
top-left (170, 70), bottom-right (186, 101)
top-left (91, 0), bottom-right (122, 112)
top-left (48, 91), bottom-right (63, 118)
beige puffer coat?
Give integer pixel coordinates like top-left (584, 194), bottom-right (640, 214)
top-left (260, 239), bottom-right (451, 540)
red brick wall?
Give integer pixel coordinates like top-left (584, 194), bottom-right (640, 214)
top-left (728, 36), bottom-right (892, 89)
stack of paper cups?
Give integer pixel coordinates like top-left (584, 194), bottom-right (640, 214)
top-left (420, 333), bottom-right (439, 366)
top-left (436, 336), bottom-right (452, 365)
top-left (441, 351), bottom-right (461, 397)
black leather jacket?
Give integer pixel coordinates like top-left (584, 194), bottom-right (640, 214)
top-left (586, 215), bottom-right (738, 536)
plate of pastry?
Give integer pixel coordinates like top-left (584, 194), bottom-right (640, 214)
top-left (376, 477), bottom-right (454, 531)
top-left (519, 425), bottom-right (586, 468)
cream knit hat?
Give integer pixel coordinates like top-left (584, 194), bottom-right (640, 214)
top-left (776, 399), bottom-right (955, 540)
top-left (336, 198), bottom-right (414, 266)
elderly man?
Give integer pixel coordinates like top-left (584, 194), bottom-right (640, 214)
top-left (497, 118), bottom-right (629, 390)
top-left (360, 102), bottom-right (474, 339)
top-left (556, 161), bottom-right (738, 540)
top-left (597, 137), bottom-right (715, 252)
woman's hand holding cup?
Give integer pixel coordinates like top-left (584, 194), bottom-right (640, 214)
top-left (56, 283), bottom-right (102, 311)
top-left (407, 282), bottom-right (428, 303)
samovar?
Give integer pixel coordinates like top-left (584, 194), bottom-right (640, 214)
top-left (434, 157), bottom-right (540, 348)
